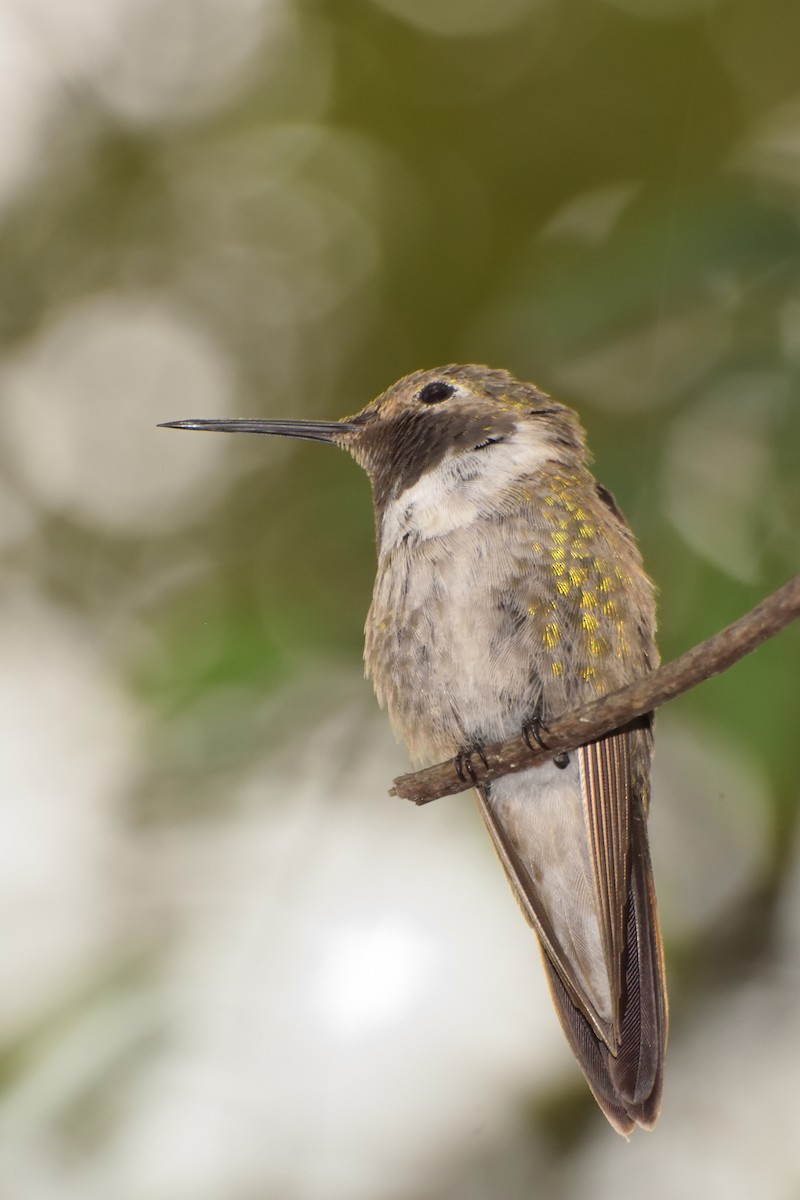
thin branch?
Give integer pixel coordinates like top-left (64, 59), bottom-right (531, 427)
top-left (391, 572), bottom-right (800, 806)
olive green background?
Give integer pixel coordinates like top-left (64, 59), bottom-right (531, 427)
top-left (1, 0), bottom-right (799, 1196)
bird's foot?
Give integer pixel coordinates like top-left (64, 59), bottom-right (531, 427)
top-left (454, 740), bottom-right (489, 787)
top-left (522, 715), bottom-right (548, 752)
top-left (522, 716), bottom-right (570, 770)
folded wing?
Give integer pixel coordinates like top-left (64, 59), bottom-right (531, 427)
top-left (476, 724), bottom-right (667, 1134)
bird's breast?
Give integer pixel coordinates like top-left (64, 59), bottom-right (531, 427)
top-left (365, 463), bottom-right (656, 764)
top-left (365, 523), bottom-right (546, 761)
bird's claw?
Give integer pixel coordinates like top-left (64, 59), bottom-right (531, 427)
top-left (522, 715), bottom-right (549, 752)
top-left (454, 741), bottom-right (488, 786)
top-left (522, 716), bottom-right (570, 769)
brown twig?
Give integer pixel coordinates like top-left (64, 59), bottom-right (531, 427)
top-left (391, 573), bottom-right (800, 806)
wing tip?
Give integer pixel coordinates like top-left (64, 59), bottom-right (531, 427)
top-left (539, 935), bottom-right (666, 1137)
top-left (596, 1080), bottom-right (663, 1137)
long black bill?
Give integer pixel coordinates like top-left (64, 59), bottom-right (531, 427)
top-left (158, 418), bottom-right (357, 444)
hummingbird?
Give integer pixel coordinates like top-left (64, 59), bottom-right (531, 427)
top-left (160, 364), bottom-right (667, 1134)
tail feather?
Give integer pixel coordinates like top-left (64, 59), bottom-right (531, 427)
top-left (542, 794), bottom-right (667, 1132)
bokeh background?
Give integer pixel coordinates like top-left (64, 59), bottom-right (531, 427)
top-left (1, 0), bottom-right (799, 1196)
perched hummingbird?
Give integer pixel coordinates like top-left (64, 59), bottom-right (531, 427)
top-left (160, 364), bottom-right (667, 1134)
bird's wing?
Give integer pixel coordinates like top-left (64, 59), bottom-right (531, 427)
top-left (475, 722), bottom-right (667, 1132)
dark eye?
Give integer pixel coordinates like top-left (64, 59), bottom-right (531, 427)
top-left (418, 380), bottom-right (454, 405)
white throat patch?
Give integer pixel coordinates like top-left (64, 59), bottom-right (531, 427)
top-left (379, 421), bottom-right (552, 551)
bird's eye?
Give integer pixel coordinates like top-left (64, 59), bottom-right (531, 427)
top-left (418, 381), bottom-right (454, 405)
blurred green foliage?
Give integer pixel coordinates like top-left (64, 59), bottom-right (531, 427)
top-left (4, 0), bottom-right (796, 850)
top-left (2, 0), bottom-right (798, 916)
top-left (136, 2), bottom-right (800, 817)
top-left (2, 0), bottom-right (800, 1190)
